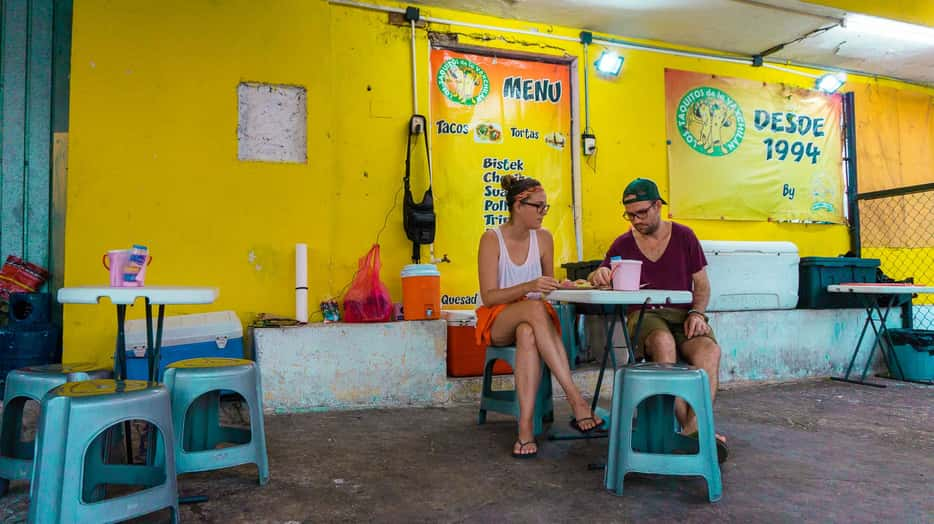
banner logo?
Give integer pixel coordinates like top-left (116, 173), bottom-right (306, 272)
top-left (437, 58), bottom-right (490, 106)
top-left (676, 87), bottom-right (745, 157)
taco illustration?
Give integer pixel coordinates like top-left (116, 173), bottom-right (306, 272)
top-left (474, 122), bottom-right (503, 144)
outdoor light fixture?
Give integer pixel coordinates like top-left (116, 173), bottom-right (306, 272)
top-left (845, 14), bottom-right (934, 44)
top-left (595, 50), bottom-right (624, 77)
top-left (815, 73), bottom-right (846, 94)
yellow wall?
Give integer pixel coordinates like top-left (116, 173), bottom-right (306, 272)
top-left (64, 0), bottom-right (934, 365)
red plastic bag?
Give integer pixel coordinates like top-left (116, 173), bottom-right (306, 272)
top-left (342, 244), bottom-right (393, 323)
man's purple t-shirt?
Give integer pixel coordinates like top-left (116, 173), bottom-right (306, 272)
top-left (600, 222), bottom-right (707, 310)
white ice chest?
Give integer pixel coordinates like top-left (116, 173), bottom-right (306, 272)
top-left (701, 240), bottom-right (799, 311)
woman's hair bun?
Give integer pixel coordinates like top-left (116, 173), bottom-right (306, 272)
top-left (501, 174), bottom-right (516, 191)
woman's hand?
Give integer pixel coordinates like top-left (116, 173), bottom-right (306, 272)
top-left (527, 276), bottom-right (560, 294)
top-left (590, 266), bottom-right (612, 288)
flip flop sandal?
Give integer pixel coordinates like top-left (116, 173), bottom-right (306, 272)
top-left (684, 431), bottom-right (729, 464)
top-left (569, 416), bottom-right (605, 434)
top-left (511, 439), bottom-right (538, 459)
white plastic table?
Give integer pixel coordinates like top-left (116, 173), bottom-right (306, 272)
top-left (57, 286), bottom-right (219, 381)
top-left (547, 289), bottom-right (693, 439)
top-left (828, 284), bottom-right (934, 387)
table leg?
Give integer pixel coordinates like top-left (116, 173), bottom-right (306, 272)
top-left (870, 295), bottom-right (922, 384)
top-left (115, 305), bottom-right (128, 380)
top-left (145, 298), bottom-right (154, 376)
top-left (549, 306), bottom-right (619, 442)
top-left (142, 304), bottom-right (167, 465)
top-left (585, 302), bottom-right (649, 470)
top-left (837, 306), bottom-right (873, 382)
top-left (833, 294), bottom-right (901, 388)
top-left (113, 304), bottom-right (137, 463)
top-left (591, 311), bottom-right (617, 412)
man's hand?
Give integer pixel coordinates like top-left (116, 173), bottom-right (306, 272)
top-left (684, 312), bottom-right (711, 338)
top-left (527, 276), bottom-right (560, 294)
top-left (590, 267), bottom-right (612, 288)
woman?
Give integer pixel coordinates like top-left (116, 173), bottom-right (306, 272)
top-left (475, 175), bottom-right (603, 459)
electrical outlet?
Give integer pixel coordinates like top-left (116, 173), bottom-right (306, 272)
top-left (582, 133), bottom-right (597, 155)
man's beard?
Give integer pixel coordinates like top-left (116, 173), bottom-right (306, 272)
top-left (635, 220), bottom-right (659, 235)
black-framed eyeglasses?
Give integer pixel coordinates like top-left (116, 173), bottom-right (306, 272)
top-left (522, 200), bottom-right (551, 215)
top-left (623, 202), bottom-right (655, 222)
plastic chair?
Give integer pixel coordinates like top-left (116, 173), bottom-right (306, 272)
top-left (0, 363), bottom-right (111, 495)
top-left (478, 346), bottom-right (554, 436)
top-left (162, 358), bottom-right (269, 485)
top-left (604, 362), bottom-right (722, 502)
top-left (29, 379), bottom-right (178, 523)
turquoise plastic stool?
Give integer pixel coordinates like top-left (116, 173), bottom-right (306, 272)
top-left (162, 358), bottom-right (269, 485)
top-left (0, 363), bottom-right (111, 495)
top-left (29, 379), bottom-right (178, 523)
top-left (478, 346), bottom-right (554, 436)
top-left (552, 303), bottom-right (579, 369)
top-left (605, 363), bottom-right (722, 502)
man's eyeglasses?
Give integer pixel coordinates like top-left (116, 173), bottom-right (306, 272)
top-left (623, 202), bottom-right (655, 222)
top-left (522, 200), bottom-right (551, 215)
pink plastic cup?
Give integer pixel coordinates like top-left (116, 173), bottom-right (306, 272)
top-left (611, 260), bottom-right (642, 291)
top-left (102, 250), bottom-right (152, 287)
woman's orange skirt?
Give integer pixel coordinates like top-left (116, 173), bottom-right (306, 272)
top-left (474, 300), bottom-right (562, 348)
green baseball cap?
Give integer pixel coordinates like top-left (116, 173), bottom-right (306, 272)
top-left (622, 178), bottom-right (667, 205)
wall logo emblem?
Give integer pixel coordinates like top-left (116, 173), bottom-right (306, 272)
top-left (676, 87), bottom-right (745, 156)
top-left (437, 58), bottom-right (490, 106)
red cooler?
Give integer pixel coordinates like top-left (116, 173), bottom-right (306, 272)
top-left (444, 310), bottom-right (512, 377)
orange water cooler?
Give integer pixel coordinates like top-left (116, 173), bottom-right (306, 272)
top-left (401, 264), bottom-right (441, 320)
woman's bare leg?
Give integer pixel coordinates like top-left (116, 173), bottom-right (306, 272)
top-left (491, 301), bottom-right (602, 432)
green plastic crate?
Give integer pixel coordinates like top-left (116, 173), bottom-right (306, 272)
top-left (561, 260), bottom-right (602, 281)
top-left (798, 257), bottom-right (880, 309)
top-left (888, 329), bottom-right (934, 382)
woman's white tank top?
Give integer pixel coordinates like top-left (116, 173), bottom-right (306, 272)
top-left (493, 227), bottom-right (542, 299)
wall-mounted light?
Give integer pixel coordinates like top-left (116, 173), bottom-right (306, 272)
top-left (815, 73), bottom-right (846, 93)
top-left (845, 14), bottom-right (934, 44)
top-left (595, 50), bottom-right (624, 77)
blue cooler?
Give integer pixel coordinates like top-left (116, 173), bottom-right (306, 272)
top-left (124, 311), bottom-right (244, 381)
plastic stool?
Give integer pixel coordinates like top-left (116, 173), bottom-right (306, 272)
top-left (605, 363), bottom-right (722, 502)
top-left (553, 303), bottom-right (579, 369)
top-left (163, 358), bottom-right (269, 485)
top-left (29, 380), bottom-right (178, 523)
top-left (478, 346), bottom-right (554, 436)
top-left (0, 363), bottom-right (111, 495)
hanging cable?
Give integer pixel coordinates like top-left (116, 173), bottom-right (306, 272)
top-left (581, 32), bottom-right (592, 134)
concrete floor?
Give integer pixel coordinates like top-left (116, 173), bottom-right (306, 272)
top-left (1, 377), bottom-right (931, 523)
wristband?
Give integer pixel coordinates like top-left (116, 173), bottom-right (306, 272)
top-left (687, 309), bottom-right (708, 322)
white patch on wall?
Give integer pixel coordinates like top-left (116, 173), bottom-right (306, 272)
top-left (237, 82), bottom-right (307, 163)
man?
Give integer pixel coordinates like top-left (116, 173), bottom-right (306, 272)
top-left (589, 177), bottom-right (728, 462)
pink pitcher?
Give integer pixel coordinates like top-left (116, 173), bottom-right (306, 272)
top-left (611, 259), bottom-right (642, 291)
top-left (102, 250), bottom-right (152, 287)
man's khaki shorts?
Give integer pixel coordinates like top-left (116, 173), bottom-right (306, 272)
top-left (626, 307), bottom-right (717, 360)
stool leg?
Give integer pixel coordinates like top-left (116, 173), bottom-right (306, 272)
top-left (478, 357), bottom-right (496, 425)
top-left (29, 395), bottom-right (70, 524)
top-left (250, 378), bottom-right (270, 486)
top-left (83, 431), bottom-right (110, 503)
top-left (605, 371), bottom-right (625, 493)
top-left (1, 397), bottom-right (27, 459)
top-left (612, 393), bottom-right (638, 495)
top-left (694, 373), bottom-right (722, 503)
